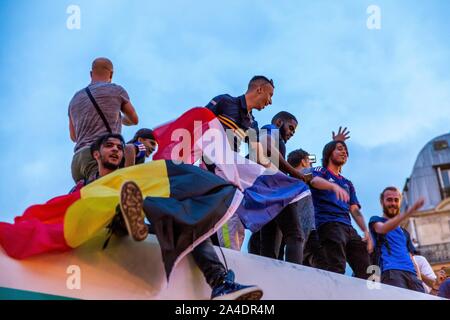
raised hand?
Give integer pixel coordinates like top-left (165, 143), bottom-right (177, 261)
top-left (411, 197), bottom-right (425, 212)
top-left (332, 126), bottom-right (350, 142)
top-left (405, 197), bottom-right (425, 216)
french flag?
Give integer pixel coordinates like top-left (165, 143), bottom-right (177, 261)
top-left (153, 107), bottom-right (311, 250)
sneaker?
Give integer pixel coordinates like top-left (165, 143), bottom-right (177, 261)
top-left (211, 270), bottom-right (263, 300)
top-left (119, 181), bottom-right (148, 242)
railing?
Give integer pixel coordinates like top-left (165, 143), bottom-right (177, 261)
top-left (418, 242), bottom-right (450, 264)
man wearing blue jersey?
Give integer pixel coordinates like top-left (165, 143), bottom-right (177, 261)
top-left (256, 112), bottom-right (313, 264)
top-left (310, 140), bottom-right (373, 278)
top-left (369, 187), bottom-right (425, 292)
top-left (251, 116), bottom-right (351, 265)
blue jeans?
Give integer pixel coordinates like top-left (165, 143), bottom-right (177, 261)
top-left (191, 238), bottom-right (227, 288)
top-left (381, 270), bottom-right (425, 293)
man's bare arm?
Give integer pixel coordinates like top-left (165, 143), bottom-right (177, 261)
top-left (249, 140), bottom-right (272, 168)
top-left (421, 274), bottom-right (436, 289)
top-left (310, 177), bottom-right (349, 202)
top-left (350, 204), bottom-right (373, 253)
top-left (372, 198), bottom-right (425, 235)
top-left (350, 205), bottom-right (369, 233)
top-left (257, 134), bottom-right (307, 181)
top-left (121, 101), bottom-right (139, 126)
top-left (124, 144), bottom-right (137, 167)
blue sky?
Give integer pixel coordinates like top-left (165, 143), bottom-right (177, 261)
top-left (1, 0), bottom-right (449, 239)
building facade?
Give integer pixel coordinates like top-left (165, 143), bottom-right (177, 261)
top-left (402, 133), bottom-right (450, 271)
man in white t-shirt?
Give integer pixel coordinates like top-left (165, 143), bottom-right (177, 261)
top-left (413, 255), bottom-right (437, 293)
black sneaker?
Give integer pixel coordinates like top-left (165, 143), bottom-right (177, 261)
top-left (119, 181), bottom-right (148, 242)
top-left (211, 270), bottom-right (263, 300)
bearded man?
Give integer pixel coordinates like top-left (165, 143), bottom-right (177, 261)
top-left (369, 186), bottom-right (425, 292)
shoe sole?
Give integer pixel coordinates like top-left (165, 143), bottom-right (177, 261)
top-left (212, 287), bottom-right (263, 301)
top-left (120, 181), bottom-right (148, 242)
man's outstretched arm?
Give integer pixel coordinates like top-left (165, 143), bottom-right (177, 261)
top-left (372, 198), bottom-right (425, 235)
top-left (257, 135), bottom-right (309, 182)
top-left (310, 177), bottom-right (349, 202)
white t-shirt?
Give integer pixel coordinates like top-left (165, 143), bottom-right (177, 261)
top-left (413, 255), bottom-right (436, 293)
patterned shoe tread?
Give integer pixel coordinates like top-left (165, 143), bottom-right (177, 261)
top-left (120, 181), bottom-right (148, 242)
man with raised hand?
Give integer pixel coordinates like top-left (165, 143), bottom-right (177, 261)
top-left (369, 186), bottom-right (426, 292)
top-left (310, 140), bottom-right (373, 278)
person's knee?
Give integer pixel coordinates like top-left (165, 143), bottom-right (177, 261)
top-left (71, 153), bottom-right (83, 182)
top-left (284, 232), bottom-right (304, 245)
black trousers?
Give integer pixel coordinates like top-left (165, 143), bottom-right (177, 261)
top-left (303, 230), bottom-right (327, 269)
top-left (248, 230), bottom-right (261, 255)
top-left (317, 222), bottom-right (370, 279)
top-left (191, 238), bottom-right (227, 288)
top-left (260, 201), bottom-right (305, 264)
top-left (250, 229), bottom-right (327, 268)
top-left (381, 269), bottom-right (425, 293)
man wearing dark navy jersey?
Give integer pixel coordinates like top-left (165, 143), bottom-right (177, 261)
top-left (206, 76), bottom-right (273, 163)
top-left (206, 76), bottom-right (308, 181)
top-left (206, 76), bottom-right (273, 143)
top-left (310, 140), bottom-right (373, 278)
top-left (205, 76), bottom-right (274, 247)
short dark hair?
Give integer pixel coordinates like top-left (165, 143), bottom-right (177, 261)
top-left (128, 128), bottom-right (155, 144)
top-left (321, 140), bottom-right (349, 167)
top-left (248, 75), bottom-right (275, 90)
top-left (287, 149), bottom-right (310, 168)
top-left (380, 186), bottom-right (402, 202)
top-left (90, 133), bottom-right (125, 157)
top-left (271, 111), bottom-right (297, 125)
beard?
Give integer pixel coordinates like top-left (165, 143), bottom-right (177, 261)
top-left (383, 205), bottom-right (400, 218)
top-left (103, 161), bottom-right (120, 170)
top-left (100, 155), bottom-right (120, 170)
top-left (330, 157), bottom-right (345, 167)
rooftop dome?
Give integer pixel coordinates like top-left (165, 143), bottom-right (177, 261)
top-left (403, 133), bottom-right (450, 211)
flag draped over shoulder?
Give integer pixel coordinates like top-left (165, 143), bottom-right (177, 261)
top-left (0, 160), bottom-right (242, 280)
top-left (153, 107), bottom-right (311, 250)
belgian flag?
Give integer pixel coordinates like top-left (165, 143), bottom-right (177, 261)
top-left (0, 160), bottom-right (242, 279)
